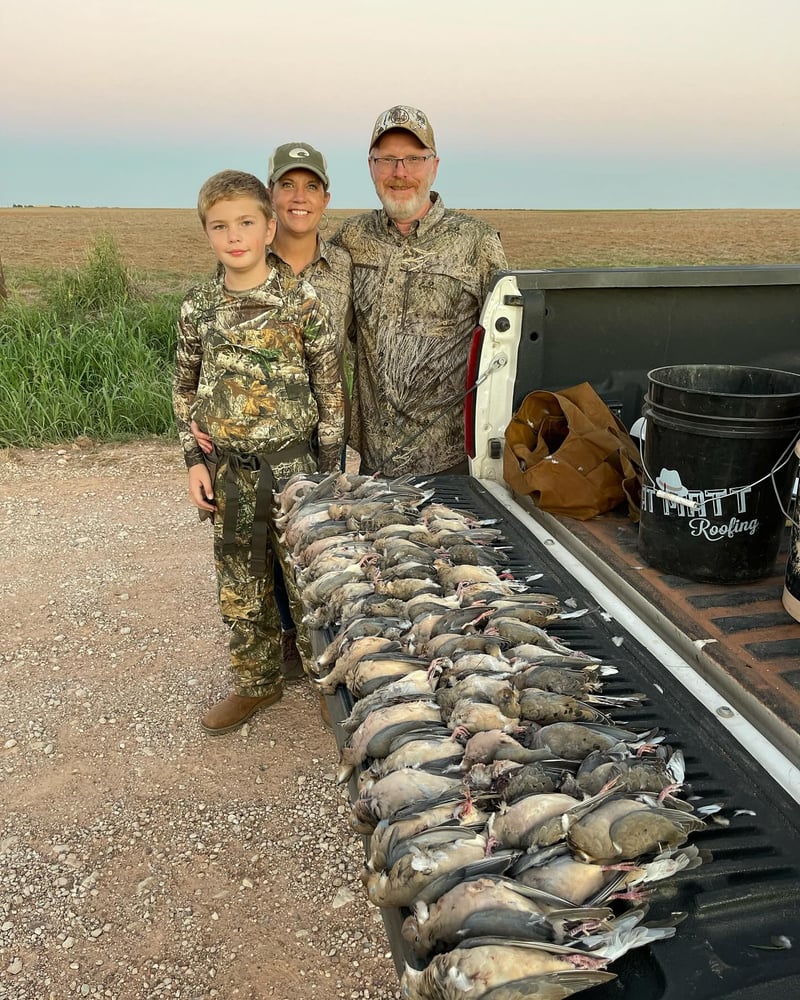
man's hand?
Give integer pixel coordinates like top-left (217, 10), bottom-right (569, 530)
top-left (190, 420), bottom-right (214, 456)
top-left (188, 463), bottom-right (216, 512)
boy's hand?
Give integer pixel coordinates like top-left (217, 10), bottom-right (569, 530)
top-left (188, 463), bottom-right (216, 512)
top-left (190, 420), bottom-right (214, 455)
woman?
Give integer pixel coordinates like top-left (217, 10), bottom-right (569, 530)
top-left (264, 143), bottom-right (352, 683)
top-left (192, 142), bottom-right (352, 691)
top-left (265, 141), bottom-right (352, 352)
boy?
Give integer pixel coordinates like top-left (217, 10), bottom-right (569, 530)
top-left (173, 170), bottom-right (345, 734)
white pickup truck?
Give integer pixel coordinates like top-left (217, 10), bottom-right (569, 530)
top-left (457, 264), bottom-right (800, 998)
top-left (321, 265), bottom-right (800, 999)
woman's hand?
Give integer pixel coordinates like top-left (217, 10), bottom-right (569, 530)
top-left (191, 420), bottom-right (214, 456)
top-left (188, 463), bottom-right (216, 512)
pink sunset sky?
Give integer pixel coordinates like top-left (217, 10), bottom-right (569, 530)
top-left (2, 0), bottom-right (798, 209)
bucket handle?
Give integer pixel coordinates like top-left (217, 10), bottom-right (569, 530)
top-left (639, 426), bottom-right (800, 526)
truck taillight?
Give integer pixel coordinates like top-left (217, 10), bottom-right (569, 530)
top-left (464, 325), bottom-right (485, 459)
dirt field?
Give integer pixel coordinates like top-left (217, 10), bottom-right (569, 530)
top-left (2, 207), bottom-right (799, 287)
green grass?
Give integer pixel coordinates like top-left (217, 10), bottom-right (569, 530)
top-left (0, 236), bottom-right (181, 447)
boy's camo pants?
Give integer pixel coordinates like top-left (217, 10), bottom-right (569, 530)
top-left (211, 452), bottom-right (315, 697)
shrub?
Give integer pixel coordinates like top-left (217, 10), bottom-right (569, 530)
top-left (44, 234), bottom-right (134, 316)
top-left (0, 236), bottom-right (180, 447)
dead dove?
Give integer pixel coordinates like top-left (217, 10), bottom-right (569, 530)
top-left (351, 770), bottom-right (466, 834)
top-left (512, 663), bottom-right (604, 697)
top-left (426, 634), bottom-right (510, 659)
top-left (489, 782), bottom-right (627, 853)
top-left (399, 939), bottom-right (616, 1000)
top-left (497, 761), bottom-right (575, 804)
top-left (337, 700), bottom-right (443, 783)
top-left (314, 618), bottom-right (409, 672)
top-left (436, 676), bottom-right (519, 724)
top-left (447, 699), bottom-right (522, 736)
top-left (487, 793), bottom-right (582, 851)
top-left (367, 791), bottom-right (490, 873)
top-left (564, 747), bottom-right (685, 798)
top-left (462, 730), bottom-right (554, 769)
top-left (342, 671), bottom-right (437, 734)
top-left (485, 619), bottom-right (576, 654)
top-left (437, 651), bottom-right (518, 682)
top-left (316, 635), bottom-right (403, 694)
top-left (363, 829), bottom-right (492, 908)
top-left (566, 794), bottom-right (706, 864)
top-left (484, 604), bottom-right (559, 628)
top-left (511, 849), bottom-right (618, 906)
top-left (507, 644), bottom-right (602, 666)
top-left (517, 691), bottom-right (612, 727)
top-left (272, 471), bottom-right (326, 515)
top-left (523, 722), bottom-right (648, 761)
top-left (402, 874), bottom-right (614, 956)
top-left (361, 731), bottom-right (464, 785)
top-left (348, 653), bottom-right (433, 699)
top-left (400, 909), bottom-right (678, 999)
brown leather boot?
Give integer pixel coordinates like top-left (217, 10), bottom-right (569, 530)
top-left (201, 690), bottom-right (283, 735)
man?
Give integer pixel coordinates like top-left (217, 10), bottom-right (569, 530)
top-left (331, 105), bottom-right (507, 477)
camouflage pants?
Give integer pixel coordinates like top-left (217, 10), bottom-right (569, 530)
top-left (212, 451), bottom-right (316, 696)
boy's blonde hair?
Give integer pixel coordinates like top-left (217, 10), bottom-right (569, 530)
top-left (197, 170), bottom-right (272, 226)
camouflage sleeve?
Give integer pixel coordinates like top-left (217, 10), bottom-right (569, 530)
top-left (328, 228), bottom-right (357, 345)
top-left (301, 296), bottom-right (346, 472)
top-left (327, 224), bottom-right (345, 251)
top-left (478, 227), bottom-right (508, 301)
top-left (172, 296), bottom-right (206, 469)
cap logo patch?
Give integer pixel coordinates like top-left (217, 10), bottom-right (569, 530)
top-left (387, 107), bottom-right (411, 126)
top-left (289, 147), bottom-right (310, 159)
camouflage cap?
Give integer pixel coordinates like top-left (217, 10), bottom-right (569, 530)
top-left (268, 142), bottom-right (329, 188)
top-left (369, 106), bottom-right (437, 154)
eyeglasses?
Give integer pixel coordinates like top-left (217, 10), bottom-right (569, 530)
top-left (369, 154), bottom-right (435, 173)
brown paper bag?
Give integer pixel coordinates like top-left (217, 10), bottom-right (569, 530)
top-left (503, 382), bottom-right (642, 521)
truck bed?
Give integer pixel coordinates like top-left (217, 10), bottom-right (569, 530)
top-left (319, 475), bottom-right (800, 1000)
top-left (504, 491), bottom-right (800, 770)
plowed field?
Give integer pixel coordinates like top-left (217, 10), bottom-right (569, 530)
top-left (2, 207), bottom-right (799, 287)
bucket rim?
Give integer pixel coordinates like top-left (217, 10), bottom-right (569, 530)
top-left (642, 395), bottom-right (800, 426)
top-left (647, 364), bottom-right (800, 400)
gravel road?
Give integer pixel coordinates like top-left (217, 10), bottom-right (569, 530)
top-left (0, 440), bottom-right (400, 1000)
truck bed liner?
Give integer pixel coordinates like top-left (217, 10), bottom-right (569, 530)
top-left (319, 475), bottom-right (800, 1000)
top-left (514, 495), bottom-right (800, 768)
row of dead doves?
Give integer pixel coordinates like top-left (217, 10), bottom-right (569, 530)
top-left (273, 471), bottom-right (716, 1000)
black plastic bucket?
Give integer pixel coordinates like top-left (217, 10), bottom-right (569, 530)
top-left (638, 365), bottom-right (800, 584)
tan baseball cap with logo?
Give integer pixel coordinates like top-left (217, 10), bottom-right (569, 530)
top-left (369, 106), bottom-right (437, 154)
top-left (268, 142), bottom-right (329, 188)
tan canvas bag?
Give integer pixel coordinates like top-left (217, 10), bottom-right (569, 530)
top-left (503, 382), bottom-right (643, 521)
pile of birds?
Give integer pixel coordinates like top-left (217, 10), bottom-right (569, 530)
top-left (274, 471), bottom-right (712, 1000)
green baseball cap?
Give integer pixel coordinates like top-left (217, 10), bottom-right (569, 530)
top-left (268, 142), bottom-right (329, 188)
top-left (369, 106), bottom-right (437, 154)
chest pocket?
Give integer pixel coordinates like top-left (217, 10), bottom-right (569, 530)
top-left (401, 269), bottom-right (463, 338)
top-left (191, 316), bottom-right (317, 455)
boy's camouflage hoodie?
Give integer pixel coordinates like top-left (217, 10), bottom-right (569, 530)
top-left (173, 269), bottom-right (345, 472)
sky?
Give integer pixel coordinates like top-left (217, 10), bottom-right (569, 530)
top-left (2, 0), bottom-right (799, 210)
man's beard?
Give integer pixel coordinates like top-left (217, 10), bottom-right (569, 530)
top-left (379, 179), bottom-right (433, 222)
